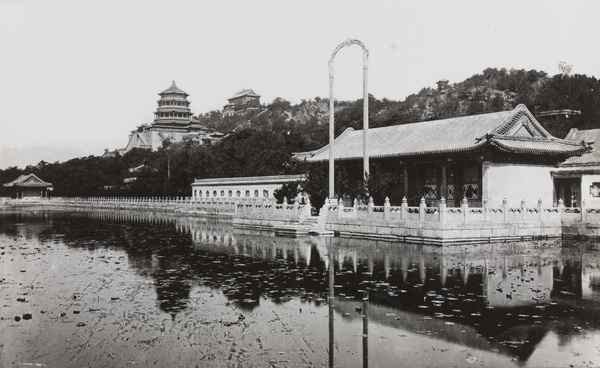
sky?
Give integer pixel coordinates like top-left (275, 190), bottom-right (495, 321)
top-left (0, 0), bottom-right (599, 165)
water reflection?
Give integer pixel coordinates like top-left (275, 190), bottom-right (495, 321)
top-left (2, 208), bottom-right (600, 365)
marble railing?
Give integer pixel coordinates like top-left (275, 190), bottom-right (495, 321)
top-left (40, 196), bottom-right (311, 220)
top-left (329, 197), bottom-right (600, 224)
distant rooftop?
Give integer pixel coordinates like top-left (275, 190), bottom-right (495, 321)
top-left (3, 173), bottom-right (53, 188)
top-left (159, 81), bottom-right (188, 96)
top-left (560, 128), bottom-right (600, 167)
top-left (228, 89), bottom-right (261, 101)
top-left (193, 174), bottom-right (305, 186)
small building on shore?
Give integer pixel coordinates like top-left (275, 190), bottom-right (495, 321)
top-left (191, 174), bottom-right (305, 201)
top-left (3, 174), bottom-right (53, 199)
top-left (293, 105), bottom-right (591, 207)
top-left (553, 128), bottom-right (600, 207)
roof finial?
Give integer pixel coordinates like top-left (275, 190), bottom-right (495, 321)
top-left (172, 80), bottom-right (176, 86)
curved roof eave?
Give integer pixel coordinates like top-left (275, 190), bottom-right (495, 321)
top-left (302, 141), bottom-right (490, 163)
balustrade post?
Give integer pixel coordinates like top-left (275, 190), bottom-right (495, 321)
top-left (338, 198), bottom-right (344, 218)
top-left (503, 198), bottom-right (508, 222)
top-left (558, 198), bottom-right (564, 220)
top-left (401, 197), bottom-right (407, 222)
top-left (293, 198), bottom-right (299, 217)
top-left (462, 197), bottom-right (468, 222)
top-left (439, 197), bottom-right (446, 224)
top-left (383, 197), bottom-right (390, 220)
top-left (582, 199), bottom-right (587, 222)
top-left (353, 198), bottom-right (358, 218)
top-left (520, 198), bottom-right (526, 221)
top-left (483, 198), bottom-right (489, 222)
top-left (419, 197), bottom-right (426, 222)
top-left (367, 197), bottom-right (373, 219)
top-left (537, 198), bottom-right (543, 221)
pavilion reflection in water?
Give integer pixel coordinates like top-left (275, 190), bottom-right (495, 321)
top-left (5, 208), bottom-right (600, 364)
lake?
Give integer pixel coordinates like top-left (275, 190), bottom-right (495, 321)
top-left (1, 208), bottom-right (599, 367)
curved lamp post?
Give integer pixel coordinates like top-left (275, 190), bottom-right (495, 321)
top-left (328, 39), bottom-right (369, 200)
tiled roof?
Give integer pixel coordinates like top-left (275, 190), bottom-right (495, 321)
top-left (159, 81), bottom-right (188, 96)
top-left (228, 89), bottom-right (261, 101)
top-left (193, 174), bottom-right (306, 186)
top-left (294, 105), bottom-right (590, 162)
top-left (3, 174), bottom-right (52, 188)
top-left (559, 128), bottom-right (600, 166)
top-left (489, 136), bottom-right (589, 155)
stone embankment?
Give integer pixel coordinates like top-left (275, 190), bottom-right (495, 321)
top-left (2, 196), bottom-right (598, 243)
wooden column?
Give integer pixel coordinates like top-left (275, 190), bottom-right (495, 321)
top-left (403, 165), bottom-right (408, 200)
top-left (441, 164), bottom-right (447, 201)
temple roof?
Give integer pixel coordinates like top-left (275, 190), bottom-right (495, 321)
top-left (560, 128), bottom-right (600, 167)
top-left (293, 105), bottom-right (590, 162)
top-left (159, 81), bottom-right (188, 96)
top-left (228, 89), bottom-right (260, 101)
top-left (4, 174), bottom-right (52, 188)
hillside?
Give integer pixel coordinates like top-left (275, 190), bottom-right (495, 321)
top-left (197, 68), bottom-right (600, 139)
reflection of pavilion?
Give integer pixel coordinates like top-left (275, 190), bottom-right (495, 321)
top-left (43, 209), bottom-right (600, 362)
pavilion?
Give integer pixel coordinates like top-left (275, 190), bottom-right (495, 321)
top-left (293, 105), bottom-right (591, 207)
top-left (552, 128), bottom-right (600, 208)
top-left (3, 174), bottom-right (53, 199)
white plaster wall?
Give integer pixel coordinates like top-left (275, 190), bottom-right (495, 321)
top-left (482, 162), bottom-right (554, 207)
top-left (582, 174), bottom-right (600, 208)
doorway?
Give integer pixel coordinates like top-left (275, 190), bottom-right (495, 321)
top-left (554, 177), bottom-right (581, 207)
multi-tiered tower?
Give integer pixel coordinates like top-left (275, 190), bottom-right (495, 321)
top-left (125, 82), bottom-right (222, 151)
top-left (153, 81), bottom-right (193, 126)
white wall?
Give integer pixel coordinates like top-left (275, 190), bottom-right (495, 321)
top-left (191, 183), bottom-right (286, 200)
top-left (482, 162), bottom-right (554, 207)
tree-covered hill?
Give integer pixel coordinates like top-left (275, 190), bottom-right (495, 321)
top-left (2, 68), bottom-right (598, 200)
top-left (197, 67), bottom-right (599, 139)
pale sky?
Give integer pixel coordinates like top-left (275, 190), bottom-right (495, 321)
top-left (1, 0), bottom-right (599, 159)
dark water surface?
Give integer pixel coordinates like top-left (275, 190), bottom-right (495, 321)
top-left (1, 209), bottom-right (599, 367)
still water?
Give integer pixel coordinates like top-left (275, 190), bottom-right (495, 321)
top-left (1, 208), bottom-right (599, 367)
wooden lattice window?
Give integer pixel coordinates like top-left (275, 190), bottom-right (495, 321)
top-left (423, 167), bottom-right (437, 200)
top-left (462, 165), bottom-right (480, 200)
top-left (447, 166), bottom-right (455, 200)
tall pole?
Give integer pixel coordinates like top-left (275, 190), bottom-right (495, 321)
top-left (328, 60), bottom-right (335, 200)
top-left (363, 49), bottom-right (369, 181)
top-left (328, 39), bottom-right (369, 200)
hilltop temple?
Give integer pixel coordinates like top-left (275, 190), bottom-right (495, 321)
top-left (222, 89), bottom-right (261, 117)
top-left (125, 81), bottom-right (223, 151)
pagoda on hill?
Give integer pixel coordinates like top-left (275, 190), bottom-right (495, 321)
top-left (125, 81), bottom-right (223, 151)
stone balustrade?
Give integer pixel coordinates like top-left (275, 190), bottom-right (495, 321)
top-left (38, 195), bottom-right (311, 221)
top-left (327, 196), bottom-right (600, 224)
